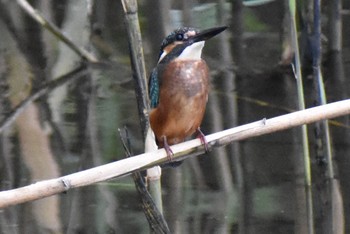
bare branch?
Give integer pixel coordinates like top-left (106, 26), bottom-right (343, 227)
top-left (121, 0), bottom-right (150, 138)
top-left (16, 0), bottom-right (98, 63)
top-left (0, 99), bottom-right (349, 208)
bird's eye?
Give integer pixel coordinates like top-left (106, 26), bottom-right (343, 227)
top-left (175, 33), bottom-right (184, 41)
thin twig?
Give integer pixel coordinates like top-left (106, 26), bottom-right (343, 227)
top-left (0, 99), bottom-right (349, 208)
top-left (313, 0), bottom-right (334, 178)
top-left (16, 0), bottom-right (98, 63)
top-left (289, 1), bottom-right (314, 233)
top-left (0, 65), bottom-right (88, 133)
top-left (119, 127), bottom-right (170, 234)
top-left (313, 1), bottom-right (339, 233)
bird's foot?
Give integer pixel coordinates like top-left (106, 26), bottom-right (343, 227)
top-left (162, 136), bottom-right (174, 161)
top-left (196, 128), bottom-right (209, 152)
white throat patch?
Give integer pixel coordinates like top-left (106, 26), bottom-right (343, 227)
top-left (158, 41), bottom-right (205, 63)
top-left (177, 41), bottom-right (205, 60)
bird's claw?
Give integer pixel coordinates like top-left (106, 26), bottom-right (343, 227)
top-left (162, 136), bottom-right (174, 161)
top-left (196, 128), bottom-right (209, 152)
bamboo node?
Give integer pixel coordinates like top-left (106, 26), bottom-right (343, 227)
top-left (61, 178), bottom-right (71, 190)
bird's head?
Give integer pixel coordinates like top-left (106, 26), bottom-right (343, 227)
top-left (157, 26), bottom-right (227, 64)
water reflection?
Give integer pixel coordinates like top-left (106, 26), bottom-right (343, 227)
top-left (0, 1), bottom-right (349, 234)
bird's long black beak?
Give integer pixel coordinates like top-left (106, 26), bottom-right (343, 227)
top-left (192, 26), bottom-right (228, 43)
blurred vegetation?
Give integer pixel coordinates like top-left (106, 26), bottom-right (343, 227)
top-left (0, 0), bottom-right (348, 233)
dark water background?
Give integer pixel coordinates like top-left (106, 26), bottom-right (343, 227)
top-left (0, 1), bottom-right (349, 233)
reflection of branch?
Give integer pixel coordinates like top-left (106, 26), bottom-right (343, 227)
top-left (0, 2), bottom-right (23, 52)
top-left (0, 65), bottom-right (88, 133)
top-left (16, 0), bottom-right (98, 63)
top-left (0, 99), bottom-right (349, 208)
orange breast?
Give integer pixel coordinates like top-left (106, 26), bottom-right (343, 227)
top-left (150, 59), bottom-right (209, 147)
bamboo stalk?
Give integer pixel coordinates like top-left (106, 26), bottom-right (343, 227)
top-left (120, 0), bottom-right (165, 229)
top-left (120, 0), bottom-right (150, 136)
top-left (0, 99), bottom-right (349, 208)
top-left (289, 0), bottom-right (314, 233)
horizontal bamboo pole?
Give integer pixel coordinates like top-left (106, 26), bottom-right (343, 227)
top-left (0, 99), bottom-right (349, 208)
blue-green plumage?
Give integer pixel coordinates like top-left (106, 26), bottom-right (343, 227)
top-left (149, 44), bottom-right (188, 109)
top-left (149, 68), bottom-right (159, 108)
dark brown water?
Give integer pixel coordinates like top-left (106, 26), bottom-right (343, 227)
top-left (0, 1), bottom-right (349, 233)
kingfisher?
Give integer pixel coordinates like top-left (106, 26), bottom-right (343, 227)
top-left (148, 26), bottom-right (227, 161)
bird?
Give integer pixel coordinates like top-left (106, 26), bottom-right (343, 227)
top-left (148, 26), bottom-right (227, 163)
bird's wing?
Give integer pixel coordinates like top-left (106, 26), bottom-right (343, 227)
top-left (149, 67), bottom-right (159, 108)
